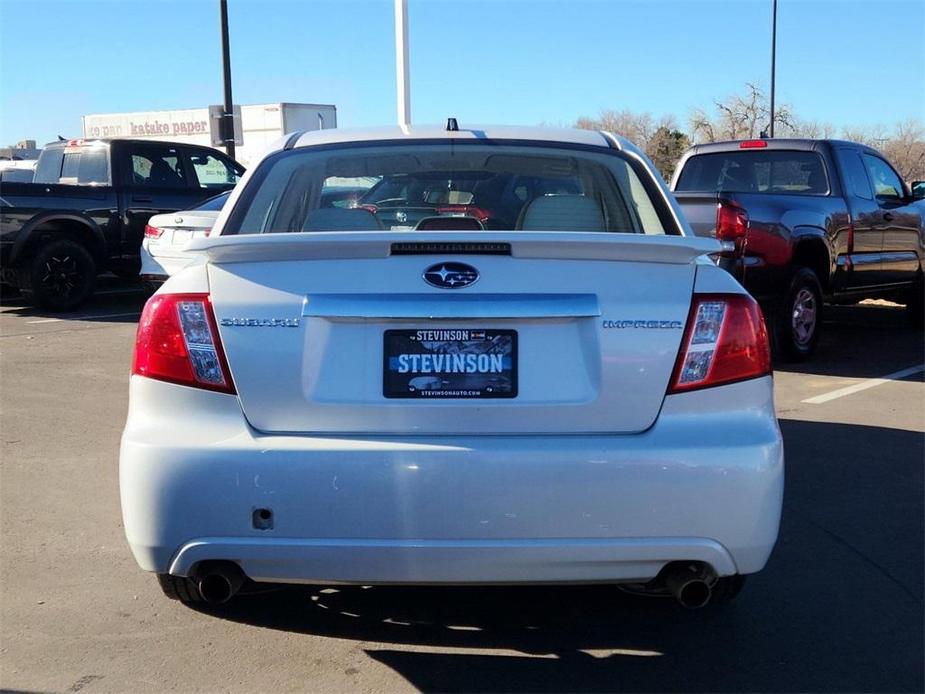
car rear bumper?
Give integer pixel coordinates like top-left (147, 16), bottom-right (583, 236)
top-left (120, 376), bottom-right (784, 584)
top-left (139, 246), bottom-right (197, 282)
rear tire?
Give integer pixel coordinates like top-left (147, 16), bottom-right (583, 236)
top-left (22, 239), bottom-right (96, 311)
top-left (775, 267), bottom-right (823, 361)
top-left (157, 574), bottom-right (203, 604)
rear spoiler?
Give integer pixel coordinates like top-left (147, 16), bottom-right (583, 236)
top-left (189, 231), bottom-right (721, 265)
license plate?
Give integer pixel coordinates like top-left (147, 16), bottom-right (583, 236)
top-left (383, 329), bottom-right (517, 399)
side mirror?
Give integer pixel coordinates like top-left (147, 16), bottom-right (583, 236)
top-left (911, 181), bottom-right (925, 201)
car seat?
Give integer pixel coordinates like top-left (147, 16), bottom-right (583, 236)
top-left (516, 194), bottom-right (605, 231)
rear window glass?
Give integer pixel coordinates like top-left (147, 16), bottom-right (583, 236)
top-left (60, 147), bottom-right (109, 185)
top-left (676, 150), bottom-right (829, 195)
top-left (33, 147), bottom-right (65, 184)
top-left (836, 149), bottom-right (873, 200)
top-left (226, 143), bottom-right (671, 235)
top-left (194, 192), bottom-right (230, 211)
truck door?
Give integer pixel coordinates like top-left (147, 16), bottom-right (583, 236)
top-left (860, 152), bottom-right (922, 287)
top-left (834, 148), bottom-right (883, 288)
top-left (117, 144), bottom-right (205, 259)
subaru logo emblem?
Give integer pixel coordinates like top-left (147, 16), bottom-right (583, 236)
top-left (423, 262), bottom-right (479, 289)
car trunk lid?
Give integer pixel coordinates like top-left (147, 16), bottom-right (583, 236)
top-left (197, 231), bottom-right (719, 435)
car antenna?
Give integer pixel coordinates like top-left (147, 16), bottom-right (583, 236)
top-left (446, 118), bottom-right (459, 132)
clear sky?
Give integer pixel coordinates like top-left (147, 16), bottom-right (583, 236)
top-left (1, 0), bottom-right (923, 146)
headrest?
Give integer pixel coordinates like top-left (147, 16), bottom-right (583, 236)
top-left (302, 207), bottom-right (382, 231)
top-left (518, 194), bottom-right (605, 231)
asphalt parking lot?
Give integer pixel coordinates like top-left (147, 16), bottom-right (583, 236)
top-left (1, 281), bottom-right (922, 693)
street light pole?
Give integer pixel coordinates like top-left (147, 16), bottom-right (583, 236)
top-left (769, 0), bottom-right (777, 138)
top-left (219, 0), bottom-right (236, 159)
top-left (395, 0), bottom-right (411, 127)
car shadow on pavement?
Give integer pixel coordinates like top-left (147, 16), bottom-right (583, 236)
top-left (774, 302), bottom-right (923, 379)
top-left (0, 276), bottom-right (149, 323)
top-left (191, 419), bottom-right (924, 693)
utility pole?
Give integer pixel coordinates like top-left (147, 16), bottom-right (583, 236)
top-left (219, 0), bottom-right (236, 159)
top-left (769, 0), bottom-right (777, 138)
top-left (395, 0), bottom-right (411, 127)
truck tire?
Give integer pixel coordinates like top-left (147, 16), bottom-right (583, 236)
top-left (156, 574), bottom-right (203, 603)
top-left (775, 267), bottom-right (823, 361)
top-left (22, 238), bottom-right (96, 311)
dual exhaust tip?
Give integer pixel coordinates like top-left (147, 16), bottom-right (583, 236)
top-left (190, 561), bottom-right (717, 608)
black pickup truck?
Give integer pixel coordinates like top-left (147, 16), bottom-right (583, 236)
top-left (671, 138), bottom-right (925, 359)
top-left (0, 138), bottom-right (242, 309)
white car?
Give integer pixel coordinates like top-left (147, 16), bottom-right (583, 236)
top-left (121, 125), bottom-right (783, 609)
top-left (140, 192), bottom-right (229, 285)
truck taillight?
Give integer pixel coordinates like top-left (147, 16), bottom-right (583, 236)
top-left (132, 293), bottom-right (235, 394)
top-left (144, 224), bottom-right (165, 239)
top-left (715, 201), bottom-right (748, 243)
top-left (669, 294), bottom-right (771, 393)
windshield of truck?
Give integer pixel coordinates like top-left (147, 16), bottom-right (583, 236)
top-left (676, 150), bottom-right (829, 195)
top-left (224, 142), bottom-right (672, 235)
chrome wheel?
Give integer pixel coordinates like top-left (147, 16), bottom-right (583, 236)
top-left (791, 287), bottom-right (817, 346)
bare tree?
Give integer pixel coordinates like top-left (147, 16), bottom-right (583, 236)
top-left (574, 82), bottom-right (925, 183)
top-left (575, 111), bottom-right (687, 179)
top-left (880, 120), bottom-right (925, 181)
top-left (689, 83), bottom-right (796, 142)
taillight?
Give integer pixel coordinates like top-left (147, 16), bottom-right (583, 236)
top-left (739, 139), bottom-right (768, 148)
top-left (715, 201), bottom-right (748, 243)
top-left (144, 224), bottom-right (165, 239)
top-left (669, 294), bottom-right (771, 393)
top-left (132, 293), bottom-right (235, 394)
top-left (435, 205), bottom-right (491, 223)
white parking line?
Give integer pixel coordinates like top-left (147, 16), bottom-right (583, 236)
top-left (802, 364), bottom-right (925, 404)
top-left (25, 311), bottom-right (141, 325)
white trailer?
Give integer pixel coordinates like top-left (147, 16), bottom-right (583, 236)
top-left (82, 102), bottom-right (337, 166)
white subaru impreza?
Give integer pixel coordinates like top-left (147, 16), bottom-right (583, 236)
top-left (120, 125), bottom-right (783, 609)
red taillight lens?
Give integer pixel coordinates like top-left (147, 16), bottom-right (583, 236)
top-left (739, 139), bottom-right (768, 148)
top-left (144, 224), bottom-right (165, 239)
top-left (435, 205), bottom-right (491, 223)
top-left (669, 294), bottom-right (771, 393)
top-left (132, 293), bottom-right (235, 394)
top-left (715, 201), bottom-right (748, 242)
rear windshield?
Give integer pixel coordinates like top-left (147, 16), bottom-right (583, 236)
top-left (33, 147), bottom-right (65, 184)
top-left (676, 150), bottom-right (829, 195)
top-left (224, 142), bottom-right (673, 235)
top-left (35, 145), bottom-right (109, 185)
top-left (61, 147), bottom-right (110, 185)
top-left (194, 192), bottom-right (230, 211)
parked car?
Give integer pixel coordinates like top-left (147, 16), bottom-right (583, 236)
top-left (121, 124), bottom-right (784, 609)
top-left (0, 159), bottom-right (37, 183)
top-left (671, 138), bottom-right (925, 359)
top-left (141, 191), bottom-right (230, 286)
top-left (0, 138), bottom-right (243, 309)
